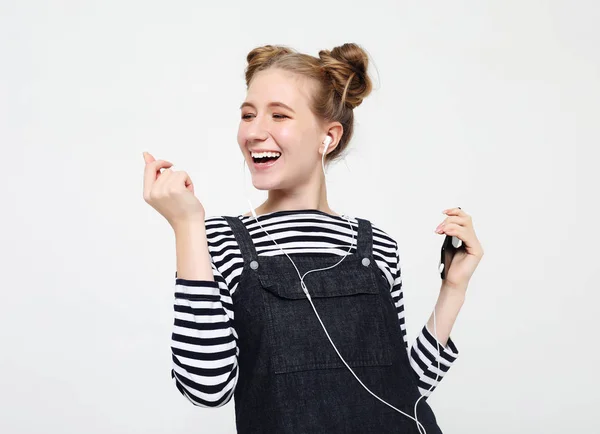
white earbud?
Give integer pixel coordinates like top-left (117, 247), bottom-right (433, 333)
top-left (323, 135), bottom-right (332, 154)
top-left (321, 136), bottom-right (332, 176)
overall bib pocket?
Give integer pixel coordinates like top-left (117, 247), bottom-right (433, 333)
top-left (256, 258), bottom-right (393, 375)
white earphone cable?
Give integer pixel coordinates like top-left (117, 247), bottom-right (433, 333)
top-left (242, 143), bottom-right (441, 433)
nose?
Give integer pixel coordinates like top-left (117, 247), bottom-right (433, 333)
top-left (244, 114), bottom-right (269, 144)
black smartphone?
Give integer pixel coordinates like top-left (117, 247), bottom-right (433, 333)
top-left (439, 207), bottom-right (465, 280)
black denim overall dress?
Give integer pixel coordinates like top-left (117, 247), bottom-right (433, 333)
top-left (223, 215), bottom-right (443, 434)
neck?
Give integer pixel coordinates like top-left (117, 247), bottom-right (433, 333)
top-left (249, 169), bottom-right (338, 216)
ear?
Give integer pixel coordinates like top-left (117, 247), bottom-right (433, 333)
top-left (321, 122), bottom-right (343, 155)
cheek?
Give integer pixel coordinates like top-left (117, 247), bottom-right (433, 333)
top-left (273, 124), bottom-right (298, 147)
top-left (237, 123), bottom-right (247, 147)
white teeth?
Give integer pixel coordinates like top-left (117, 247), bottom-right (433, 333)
top-left (251, 151), bottom-right (281, 158)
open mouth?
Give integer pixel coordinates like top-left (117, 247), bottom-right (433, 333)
top-left (252, 155), bottom-right (280, 164)
top-left (251, 152), bottom-right (281, 169)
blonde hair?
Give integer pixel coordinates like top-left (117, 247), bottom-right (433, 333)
top-left (244, 43), bottom-right (373, 163)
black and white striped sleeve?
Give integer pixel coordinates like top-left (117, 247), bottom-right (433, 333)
top-left (390, 241), bottom-right (460, 399)
top-left (171, 258), bottom-right (238, 407)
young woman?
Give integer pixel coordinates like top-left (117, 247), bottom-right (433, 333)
top-left (143, 43), bottom-right (484, 434)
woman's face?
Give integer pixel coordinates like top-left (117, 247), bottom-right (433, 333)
top-left (238, 68), bottom-right (325, 191)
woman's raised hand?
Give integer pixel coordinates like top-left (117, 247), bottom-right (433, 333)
top-left (142, 152), bottom-right (205, 227)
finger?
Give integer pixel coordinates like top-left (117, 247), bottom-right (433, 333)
top-left (143, 152), bottom-right (155, 164)
top-left (152, 168), bottom-right (172, 192)
top-left (185, 178), bottom-right (193, 192)
top-left (443, 207), bottom-right (466, 216)
top-left (441, 223), bottom-right (481, 255)
top-left (165, 170), bottom-right (193, 192)
top-left (187, 181), bottom-right (194, 193)
top-left (143, 160), bottom-right (173, 197)
top-left (439, 223), bottom-right (466, 239)
top-left (439, 215), bottom-right (469, 229)
top-left (155, 167), bottom-right (173, 183)
top-left (181, 171), bottom-right (194, 192)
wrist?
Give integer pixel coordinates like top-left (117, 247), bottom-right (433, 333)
top-left (440, 282), bottom-right (468, 298)
top-left (172, 217), bottom-right (206, 233)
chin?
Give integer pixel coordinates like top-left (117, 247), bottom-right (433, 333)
top-left (252, 168), bottom-right (295, 191)
top-left (251, 176), bottom-right (281, 191)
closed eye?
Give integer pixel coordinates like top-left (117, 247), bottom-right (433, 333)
top-left (241, 113), bottom-right (289, 120)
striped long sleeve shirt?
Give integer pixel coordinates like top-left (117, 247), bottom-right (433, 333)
top-left (171, 209), bottom-right (459, 407)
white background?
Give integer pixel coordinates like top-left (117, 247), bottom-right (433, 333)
top-left (1, 1), bottom-right (598, 433)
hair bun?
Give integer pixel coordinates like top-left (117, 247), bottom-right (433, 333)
top-left (245, 45), bottom-right (294, 85)
top-left (318, 43), bottom-right (372, 109)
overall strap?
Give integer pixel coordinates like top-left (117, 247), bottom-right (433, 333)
top-left (223, 216), bottom-right (259, 262)
top-left (355, 217), bottom-right (374, 259)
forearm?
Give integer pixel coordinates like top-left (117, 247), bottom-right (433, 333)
top-left (425, 284), bottom-right (466, 347)
top-left (173, 219), bottom-right (214, 281)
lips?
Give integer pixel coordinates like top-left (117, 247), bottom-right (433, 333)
top-left (250, 149), bottom-right (281, 154)
top-left (251, 153), bottom-right (281, 170)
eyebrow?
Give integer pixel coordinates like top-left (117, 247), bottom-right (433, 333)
top-left (239, 101), bottom-right (296, 113)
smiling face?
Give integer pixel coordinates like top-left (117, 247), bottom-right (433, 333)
top-left (237, 68), bottom-right (327, 191)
